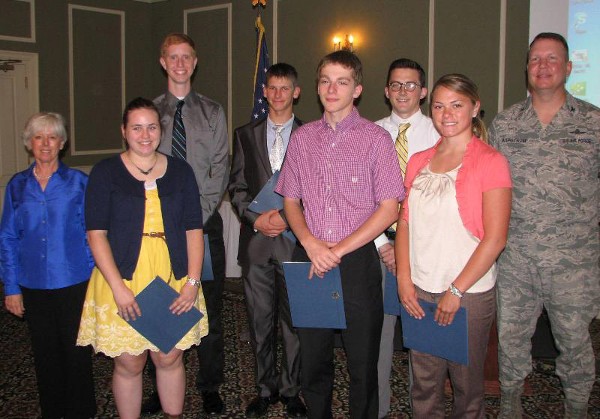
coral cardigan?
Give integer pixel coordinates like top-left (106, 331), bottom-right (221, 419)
top-left (401, 136), bottom-right (512, 240)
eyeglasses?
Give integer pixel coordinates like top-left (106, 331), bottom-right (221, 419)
top-left (388, 81), bottom-right (421, 92)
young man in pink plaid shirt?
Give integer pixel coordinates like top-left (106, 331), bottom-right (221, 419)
top-left (276, 51), bottom-right (405, 418)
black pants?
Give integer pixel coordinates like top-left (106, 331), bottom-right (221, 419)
top-left (21, 281), bottom-right (96, 419)
top-left (195, 211), bottom-right (226, 390)
top-left (294, 243), bottom-right (382, 419)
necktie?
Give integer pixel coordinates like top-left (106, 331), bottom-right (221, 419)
top-left (269, 124), bottom-right (285, 173)
top-left (390, 123), bottom-right (410, 234)
top-left (172, 100), bottom-right (186, 160)
top-left (395, 122), bottom-right (410, 175)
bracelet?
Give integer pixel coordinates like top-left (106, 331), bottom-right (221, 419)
top-left (449, 283), bottom-right (464, 298)
top-left (187, 277), bottom-right (201, 287)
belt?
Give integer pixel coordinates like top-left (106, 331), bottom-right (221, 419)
top-left (384, 229), bottom-right (396, 241)
top-left (142, 232), bottom-right (166, 238)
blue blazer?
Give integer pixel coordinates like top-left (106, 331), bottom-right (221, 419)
top-left (85, 154), bottom-right (202, 280)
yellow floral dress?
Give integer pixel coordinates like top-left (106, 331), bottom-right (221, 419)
top-left (77, 185), bottom-right (208, 357)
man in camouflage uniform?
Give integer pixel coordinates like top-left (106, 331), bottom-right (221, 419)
top-left (489, 32), bottom-right (599, 419)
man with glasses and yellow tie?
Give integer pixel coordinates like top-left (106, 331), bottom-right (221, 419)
top-left (374, 58), bottom-right (439, 419)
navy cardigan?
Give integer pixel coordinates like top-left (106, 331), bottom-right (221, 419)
top-left (85, 154), bottom-right (203, 280)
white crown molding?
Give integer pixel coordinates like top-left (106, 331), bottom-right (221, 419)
top-left (0, 0), bottom-right (36, 43)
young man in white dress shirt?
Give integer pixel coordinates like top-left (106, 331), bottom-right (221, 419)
top-left (374, 58), bottom-right (439, 418)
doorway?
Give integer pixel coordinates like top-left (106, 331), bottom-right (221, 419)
top-left (0, 50), bottom-right (39, 214)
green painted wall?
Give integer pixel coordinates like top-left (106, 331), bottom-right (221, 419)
top-left (0, 0), bottom-right (530, 166)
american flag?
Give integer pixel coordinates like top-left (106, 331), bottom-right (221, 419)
top-left (251, 16), bottom-right (270, 121)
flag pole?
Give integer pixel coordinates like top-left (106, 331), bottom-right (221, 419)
top-left (250, 0), bottom-right (270, 121)
top-left (252, 16), bottom-right (266, 92)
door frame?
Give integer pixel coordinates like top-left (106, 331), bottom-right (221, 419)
top-left (0, 50), bottom-right (39, 172)
top-left (0, 49), bottom-right (39, 121)
top-left (0, 50), bottom-right (39, 214)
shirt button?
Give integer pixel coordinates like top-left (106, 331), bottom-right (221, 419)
top-left (331, 143), bottom-right (335, 147)
top-left (328, 207), bottom-right (332, 212)
top-left (42, 219), bottom-right (46, 224)
top-left (327, 229), bottom-right (332, 234)
top-left (41, 238), bottom-right (46, 242)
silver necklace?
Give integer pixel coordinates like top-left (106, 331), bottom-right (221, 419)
top-left (33, 166), bottom-right (53, 180)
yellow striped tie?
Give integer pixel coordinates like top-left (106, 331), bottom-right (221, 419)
top-left (395, 123), bottom-right (410, 175)
top-left (390, 123), bottom-right (410, 233)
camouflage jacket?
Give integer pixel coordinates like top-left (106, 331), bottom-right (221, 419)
top-left (489, 93), bottom-right (599, 265)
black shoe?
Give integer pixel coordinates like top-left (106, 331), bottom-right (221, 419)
top-left (202, 390), bottom-right (224, 415)
top-left (141, 390), bottom-right (162, 414)
top-left (281, 395), bottom-right (307, 418)
top-left (245, 395), bottom-right (279, 418)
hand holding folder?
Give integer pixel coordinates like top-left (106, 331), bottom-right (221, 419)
top-left (400, 299), bottom-right (469, 365)
top-left (248, 171), bottom-right (296, 243)
top-left (126, 277), bottom-right (203, 353)
top-left (383, 273), bottom-right (468, 364)
top-left (282, 262), bottom-right (346, 329)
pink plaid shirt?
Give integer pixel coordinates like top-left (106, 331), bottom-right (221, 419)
top-left (276, 108), bottom-right (405, 242)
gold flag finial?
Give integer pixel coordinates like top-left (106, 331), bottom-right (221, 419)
top-left (252, 0), bottom-right (267, 6)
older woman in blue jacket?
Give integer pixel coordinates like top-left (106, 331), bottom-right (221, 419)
top-left (0, 112), bottom-right (96, 418)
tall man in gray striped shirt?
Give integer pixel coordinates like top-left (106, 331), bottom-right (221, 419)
top-left (143, 33), bottom-right (230, 417)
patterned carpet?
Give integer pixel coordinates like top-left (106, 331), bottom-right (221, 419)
top-left (1, 281), bottom-right (599, 418)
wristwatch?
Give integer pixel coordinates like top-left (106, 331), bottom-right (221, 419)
top-left (187, 276), bottom-right (201, 287)
top-left (449, 283), bottom-right (464, 298)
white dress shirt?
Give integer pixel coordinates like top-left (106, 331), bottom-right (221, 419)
top-left (373, 109), bottom-right (440, 249)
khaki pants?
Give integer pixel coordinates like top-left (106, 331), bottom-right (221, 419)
top-left (410, 286), bottom-right (495, 419)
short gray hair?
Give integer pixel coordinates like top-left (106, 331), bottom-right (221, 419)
top-left (22, 112), bottom-right (67, 149)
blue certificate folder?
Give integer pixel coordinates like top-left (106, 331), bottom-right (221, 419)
top-left (282, 262), bottom-right (347, 329)
top-left (248, 170), bottom-right (296, 243)
top-left (400, 299), bottom-right (469, 365)
top-left (201, 234), bottom-right (213, 281)
top-left (248, 170), bottom-right (283, 213)
top-left (126, 277), bottom-right (203, 353)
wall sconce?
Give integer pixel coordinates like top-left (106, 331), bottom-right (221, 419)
top-left (333, 34), bottom-right (354, 52)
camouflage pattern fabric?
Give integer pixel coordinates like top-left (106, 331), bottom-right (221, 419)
top-left (489, 93), bottom-right (599, 404)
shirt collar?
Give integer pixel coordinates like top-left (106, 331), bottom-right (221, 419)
top-left (562, 92), bottom-right (580, 115)
top-left (267, 114), bottom-right (295, 131)
top-left (28, 160), bottom-right (69, 179)
top-left (522, 91), bottom-right (579, 118)
top-left (165, 90), bottom-right (195, 108)
top-left (320, 107), bottom-right (361, 132)
top-left (390, 109), bottom-right (425, 126)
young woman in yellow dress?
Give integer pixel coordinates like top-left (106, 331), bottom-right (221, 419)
top-left (77, 97), bottom-right (208, 419)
